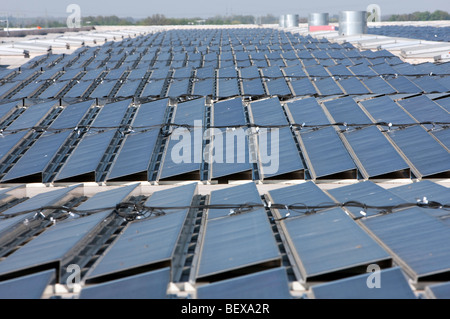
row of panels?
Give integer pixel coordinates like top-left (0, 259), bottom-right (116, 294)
top-left (1, 70), bottom-right (450, 101)
top-left (0, 94), bottom-right (449, 184)
top-left (0, 180), bottom-right (448, 298)
top-left (368, 26), bottom-right (450, 43)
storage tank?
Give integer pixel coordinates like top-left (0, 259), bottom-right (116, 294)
top-left (308, 13), bottom-right (329, 26)
top-left (338, 11), bottom-right (367, 36)
top-left (279, 15), bottom-right (285, 27)
top-left (285, 14), bottom-right (299, 28)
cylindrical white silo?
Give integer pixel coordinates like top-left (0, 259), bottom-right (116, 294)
top-left (308, 13), bottom-right (329, 26)
top-left (285, 14), bottom-right (299, 28)
top-left (338, 11), bottom-right (367, 36)
top-left (279, 15), bottom-right (285, 27)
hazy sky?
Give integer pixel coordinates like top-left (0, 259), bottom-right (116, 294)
top-left (1, 0), bottom-right (450, 19)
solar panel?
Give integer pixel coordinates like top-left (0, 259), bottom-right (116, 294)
top-left (241, 79), bottom-right (265, 96)
top-left (107, 99), bottom-right (168, 181)
top-left (386, 76), bottom-right (423, 93)
top-left (338, 78), bottom-right (370, 95)
top-left (210, 98), bottom-right (251, 179)
top-left (85, 183), bottom-right (196, 282)
top-left (397, 95), bottom-right (450, 129)
top-left (327, 181), bottom-right (407, 218)
top-left (196, 209), bottom-right (280, 280)
top-left (0, 101), bottom-right (19, 123)
top-left (362, 207), bottom-right (450, 281)
top-left (2, 101), bottom-right (94, 182)
top-left (342, 126), bottom-right (410, 178)
top-left (54, 100), bottom-right (131, 181)
top-left (311, 267), bottom-right (416, 299)
top-left (0, 185), bottom-right (79, 237)
top-left (159, 98), bottom-right (205, 179)
top-left (359, 95), bottom-right (412, 124)
top-left (289, 78), bottom-right (317, 96)
top-left (80, 267), bottom-right (170, 299)
top-left (387, 126), bottom-right (450, 177)
top-left (314, 78), bottom-right (343, 95)
top-left (259, 127), bottom-right (304, 179)
top-left (249, 97), bottom-right (288, 126)
top-left (217, 78), bottom-right (240, 98)
top-left (408, 76), bottom-right (449, 93)
top-left (425, 281), bottom-right (450, 299)
top-left (0, 269), bottom-right (55, 299)
top-left (0, 101), bottom-right (57, 162)
top-left (0, 184), bottom-right (137, 281)
top-left (196, 267), bottom-right (291, 299)
top-left (388, 180), bottom-right (450, 224)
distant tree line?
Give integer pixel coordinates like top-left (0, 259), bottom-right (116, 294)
top-left (387, 10), bottom-right (450, 21)
top-left (3, 10), bottom-right (449, 28)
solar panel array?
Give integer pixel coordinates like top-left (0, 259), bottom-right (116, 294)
top-left (368, 26), bottom-right (450, 42)
top-left (0, 27), bottom-right (450, 299)
top-left (0, 181), bottom-right (448, 298)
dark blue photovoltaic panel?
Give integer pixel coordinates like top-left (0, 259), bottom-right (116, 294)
top-left (196, 267), bottom-right (291, 299)
top-left (0, 184), bottom-right (137, 279)
top-left (343, 126), bottom-right (409, 178)
top-left (265, 78), bottom-right (291, 96)
top-left (311, 267), bottom-right (416, 299)
top-left (86, 183), bottom-right (196, 281)
top-left (141, 80), bottom-right (165, 96)
top-left (327, 181), bottom-right (407, 218)
top-left (217, 78), bottom-right (240, 98)
top-left (0, 101), bottom-right (56, 162)
top-left (433, 96), bottom-right (450, 112)
top-left (388, 126), bottom-right (450, 177)
top-left (398, 95), bottom-right (450, 128)
top-left (197, 210), bottom-right (280, 279)
top-left (283, 65), bottom-right (307, 78)
top-left (426, 282), bottom-right (450, 299)
top-left (304, 65), bottom-right (329, 77)
top-left (325, 65), bottom-right (351, 77)
top-left (55, 100), bottom-right (131, 181)
top-left (0, 102), bottom-right (19, 123)
top-left (107, 99), bottom-right (168, 180)
top-left (242, 79), bottom-right (265, 96)
top-left (361, 76), bottom-right (397, 94)
top-left (258, 127), bottom-right (304, 178)
top-left (409, 76), bottom-right (449, 93)
top-left (389, 180), bottom-right (450, 224)
top-left (65, 81), bottom-right (92, 98)
top-left (349, 64), bottom-right (378, 76)
top-left (167, 78), bottom-right (190, 97)
top-left (80, 268), bottom-right (170, 299)
top-left (160, 98), bottom-right (205, 179)
top-left (323, 97), bottom-right (372, 125)
top-left (338, 78), bottom-right (370, 95)
top-left (211, 98), bottom-right (251, 178)
top-left (116, 80), bottom-right (141, 97)
top-left (386, 76), bottom-right (423, 93)
top-left (359, 96), bottom-right (412, 124)
top-left (2, 100), bottom-right (94, 182)
top-left (314, 78), bottom-right (343, 95)
top-left (287, 105), bottom-right (342, 178)
top-left (240, 66), bottom-right (260, 79)
top-left (0, 269), bottom-right (55, 299)
top-left (290, 78), bottom-right (317, 96)
top-left (362, 207), bottom-right (450, 280)
top-left (89, 80), bottom-right (117, 98)
top-left (249, 97), bottom-right (288, 126)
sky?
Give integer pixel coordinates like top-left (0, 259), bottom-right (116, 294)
top-left (1, 0), bottom-right (449, 19)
